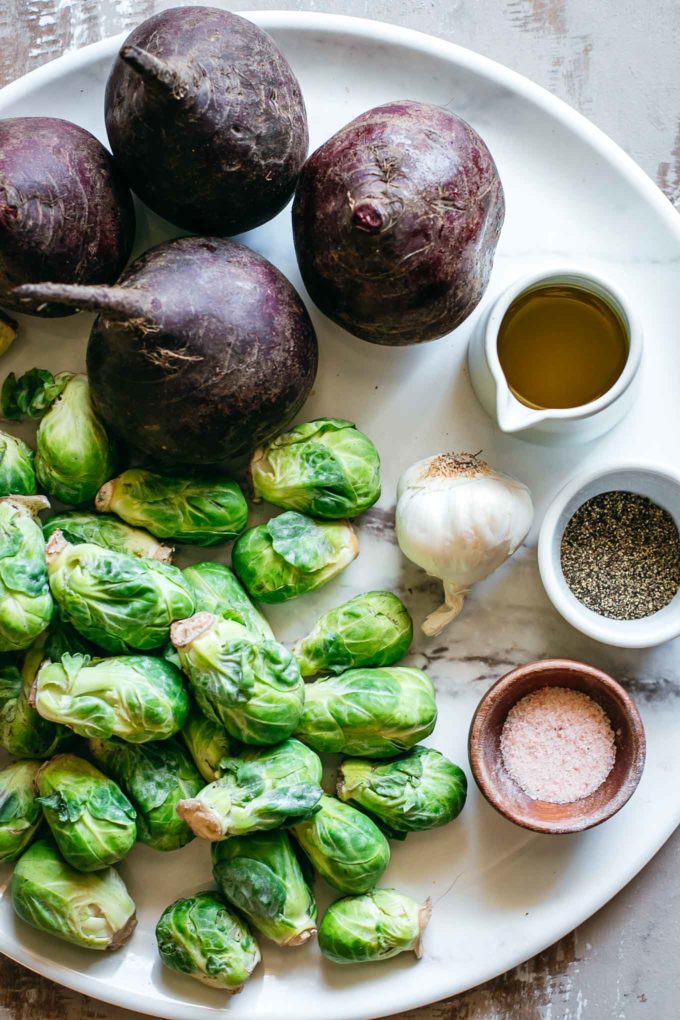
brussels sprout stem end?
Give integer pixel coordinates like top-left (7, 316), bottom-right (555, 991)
top-left (285, 927), bottom-right (317, 947)
top-left (170, 612), bottom-right (216, 649)
top-left (415, 898), bottom-right (432, 959)
top-left (0, 494), bottom-right (50, 519)
top-left (108, 909), bottom-right (138, 950)
top-left (176, 796), bottom-right (226, 840)
top-left (45, 529), bottom-right (68, 562)
top-left (94, 482), bottom-right (114, 513)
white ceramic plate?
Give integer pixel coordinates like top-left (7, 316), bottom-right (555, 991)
top-left (1, 11), bottom-right (680, 1020)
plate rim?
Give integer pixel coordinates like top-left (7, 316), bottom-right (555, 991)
top-left (0, 10), bottom-right (679, 1019)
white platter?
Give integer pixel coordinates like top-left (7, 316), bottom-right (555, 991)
top-left (1, 10), bottom-right (680, 1020)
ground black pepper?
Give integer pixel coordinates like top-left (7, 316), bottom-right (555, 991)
top-left (560, 491), bottom-right (680, 620)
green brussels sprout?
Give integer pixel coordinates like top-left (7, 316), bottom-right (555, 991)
top-left (0, 496), bottom-right (53, 652)
top-left (2, 369), bottom-right (70, 421)
top-left (96, 469), bottom-right (248, 547)
top-left (292, 795), bottom-right (390, 895)
top-left (89, 736), bottom-right (202, 851)
top-left (232, 511), bottom-right (358, 604)
top-left (42, 609), bottom-right (97, 661)
top-left (171, 613), bottom-right (304, 746)
top-left (3, 371), bottom-right (118, 505)
top-left (182, 703), bottom-right (239, 783)
top-left (0, 431), bottom-right (37, 497)
top-left (183, 562), bottom-right (273, 640)
top-left (337, 746), bottom-right (467, 839)
top-left (44, 512), bottom-right (173, 563)
top-left (0, 639), bottom-right (69, 758)
top-left (0, 760), bottom-right (42, 863)
top-left (46, 530), bottom-right (195, 653)
top-left (36, 754), bottom-right (136, 872)
top-left (33, 653), bottom-right (189, 743)
top-left (11, 837), bottom-right (136, 950)
top-left (295, 667), bottom-right (437, 758)
top-left (250, 418), bottom-right (381, 519)
top-left (212, 830), bottom-right (317, 946)
top-left (318, 889), bottom-right (431, 964)
top-left (156, 892), bottom-right (261, 991)
top-left (177, 738), bottom-right (323, 841)
top-left (293, 591), bottom-right (413, 676)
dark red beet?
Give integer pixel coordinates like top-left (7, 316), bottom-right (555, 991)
top-left (105, 6), bottom-right (308, 235)
top-left (292, 100), bottom-right (505, 346)
top-left (0, 117), bottom-right (135, 318)
top-left (12, 237), bottom-right (318, 467)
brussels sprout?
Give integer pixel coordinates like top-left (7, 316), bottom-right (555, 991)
top-left (177, 738), bottom-right (323, 841)
top-left (33, 653), bottom-right (189, 743)
top-left (292, 795), bottom-right (390, 895)
top-left (0, 760), bottom-right (42, 863)
top-left (46, 530), bottom-right (195, 653)
top-left (89, 736), bottom-right (202, 851)
top-left (42, 609), bottom-right (97, 661)
top-left (0, 496), bottom-right (53, 652)
top-left (293, 591), bottom-right (413, 676)
top-left (0, 431), bottom-right (37, 496)
top-left (184, 562), bottom-right (273, 640)
top-left (182, 704), bottom-right (239, 783)
top-left (0, 639), bottom-right (69, 758)
top-left (96, 469), bottom-right (248, 547)
top-left (44, 511), bottom-right (173, 563)
top-left (295, 667), bottom-right (437, 758)
top-left (156, 892), bottom-right (261, 991)
top-left (318, 889), bottom-right (431, 964)
top-left (212, 830), bottom-right (317, 946)
top-left (3, 371), bottom-right (118, 505)
top-left (250, 418), bottom-right (381, 519)
top-left (36, 754), bottom-right (136, 871)
top-left (11, 837), bottom-right (136, 950)
top-left (2, 369), bottom-right (70, 421)
top-left (337, 746), bottom-right (467, 839)
top-left (232, 511), bottom-right (358, 604)
top-left (171, 613), bottom-right (304, 746)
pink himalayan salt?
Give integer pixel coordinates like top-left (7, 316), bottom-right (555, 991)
top-left (500, 686), bottom-right (616, 804)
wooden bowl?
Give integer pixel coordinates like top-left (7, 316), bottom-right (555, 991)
top-left (468, 659), bottom-right (646, 834)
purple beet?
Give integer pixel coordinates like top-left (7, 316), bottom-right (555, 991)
top-left (105, 6), bottom-right (308, 235)
top-left (0, 117), bottom-right (135, 317)
top-left (12, 237), bottom-right (318, 467)
top-left (292, 100), bottom-right (505, 346)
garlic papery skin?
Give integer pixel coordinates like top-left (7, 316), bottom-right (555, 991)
top-left (395, 452), bottom-right (534, 636)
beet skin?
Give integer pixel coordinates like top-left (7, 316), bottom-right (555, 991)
top-left (105, 6), bottom-right (308, 235)
top-left (0, 117), bottom-right (135, 318)
top-left (292, 100), bottom-right (505, 346)
top-left (13, 237), bottom-right (318, 468)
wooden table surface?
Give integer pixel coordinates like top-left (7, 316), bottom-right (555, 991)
top-left (1, 1), bottom-right (679, 1017)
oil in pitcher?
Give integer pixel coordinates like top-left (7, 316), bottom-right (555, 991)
top-left (497, 284), bottom-right (629, 410)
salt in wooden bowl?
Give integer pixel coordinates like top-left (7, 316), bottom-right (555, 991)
top-left (468, 658), bottom-right (646, 834)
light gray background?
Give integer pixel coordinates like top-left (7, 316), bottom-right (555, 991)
top-left (1, 1), bottom-right (679, 1017)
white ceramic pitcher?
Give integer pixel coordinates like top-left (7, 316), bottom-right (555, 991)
top-left (467, 269), bottom-right (643, 445)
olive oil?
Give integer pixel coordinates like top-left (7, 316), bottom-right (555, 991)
top-left (497, 285), bottom-right (628, 410)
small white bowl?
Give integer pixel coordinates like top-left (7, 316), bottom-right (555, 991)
top-left (538, 463), bottom-right (680, 648)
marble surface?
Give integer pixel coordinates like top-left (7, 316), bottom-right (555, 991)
top-left (0, 2), bottom-right (680, 1019)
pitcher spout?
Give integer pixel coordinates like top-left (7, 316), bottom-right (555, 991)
top-left (496, 392), bottom-right (548, 433)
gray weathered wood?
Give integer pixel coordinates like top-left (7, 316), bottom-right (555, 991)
top-left (0, 2), bottom-right (678, 1017)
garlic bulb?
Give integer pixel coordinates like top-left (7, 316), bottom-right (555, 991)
top-left (396, 452), bottom-right (533, 636)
